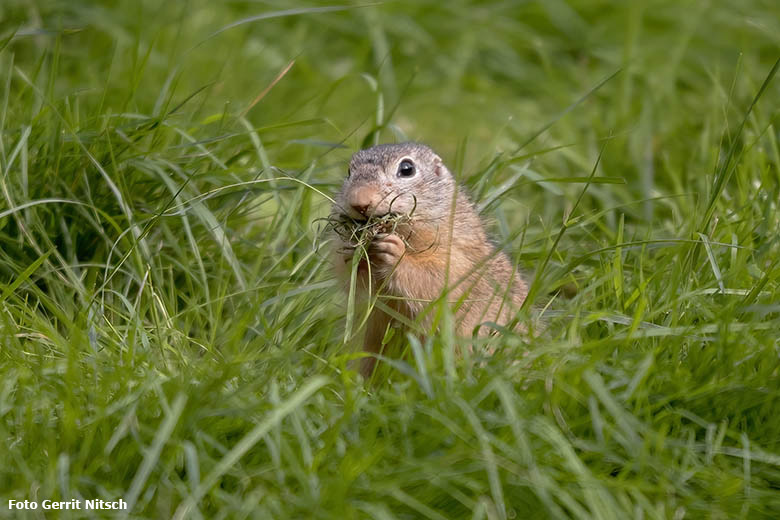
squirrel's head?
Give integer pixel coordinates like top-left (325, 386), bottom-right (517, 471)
top-left (335, 142), bottom-right (455, 223)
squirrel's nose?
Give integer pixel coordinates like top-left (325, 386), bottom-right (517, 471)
top-left (348, 185), bottom-right (377, 217)
top-left (351, 203), bottom-right (369, 216)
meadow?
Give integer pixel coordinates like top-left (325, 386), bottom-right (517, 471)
top-left (1, 0), bottom-right (779, 518)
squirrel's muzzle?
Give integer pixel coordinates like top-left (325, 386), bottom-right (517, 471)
top-left (347, 184), bottom-right (380, 218)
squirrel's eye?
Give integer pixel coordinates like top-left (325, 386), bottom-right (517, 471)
top-left (397, 159), bottom-right (416, 178)
top-left (347, 167), bottom-right (351, 178)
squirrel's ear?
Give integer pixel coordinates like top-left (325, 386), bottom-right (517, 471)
top-left (433, 157), bottom-right (444, 177)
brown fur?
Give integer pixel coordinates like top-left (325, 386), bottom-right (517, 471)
top-left (332, 142), bottom-right (528, 376)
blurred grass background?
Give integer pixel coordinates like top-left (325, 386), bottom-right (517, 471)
top-left (1, 0), bottom-right (779, 518)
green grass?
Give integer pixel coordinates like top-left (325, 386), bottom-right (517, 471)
top-left (1, 0), bottom-right (779, 518)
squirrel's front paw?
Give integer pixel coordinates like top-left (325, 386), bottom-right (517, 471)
top-left (369, 233), bottom-right (406, 269)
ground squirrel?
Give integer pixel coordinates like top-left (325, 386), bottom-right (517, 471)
top-left (331, 142), bottom-right (528, 376)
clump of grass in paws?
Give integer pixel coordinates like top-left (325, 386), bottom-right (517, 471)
top-left (326, 212), bottom-right (413, 260)
top-left (321, 194), bottom-right (421, 259)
